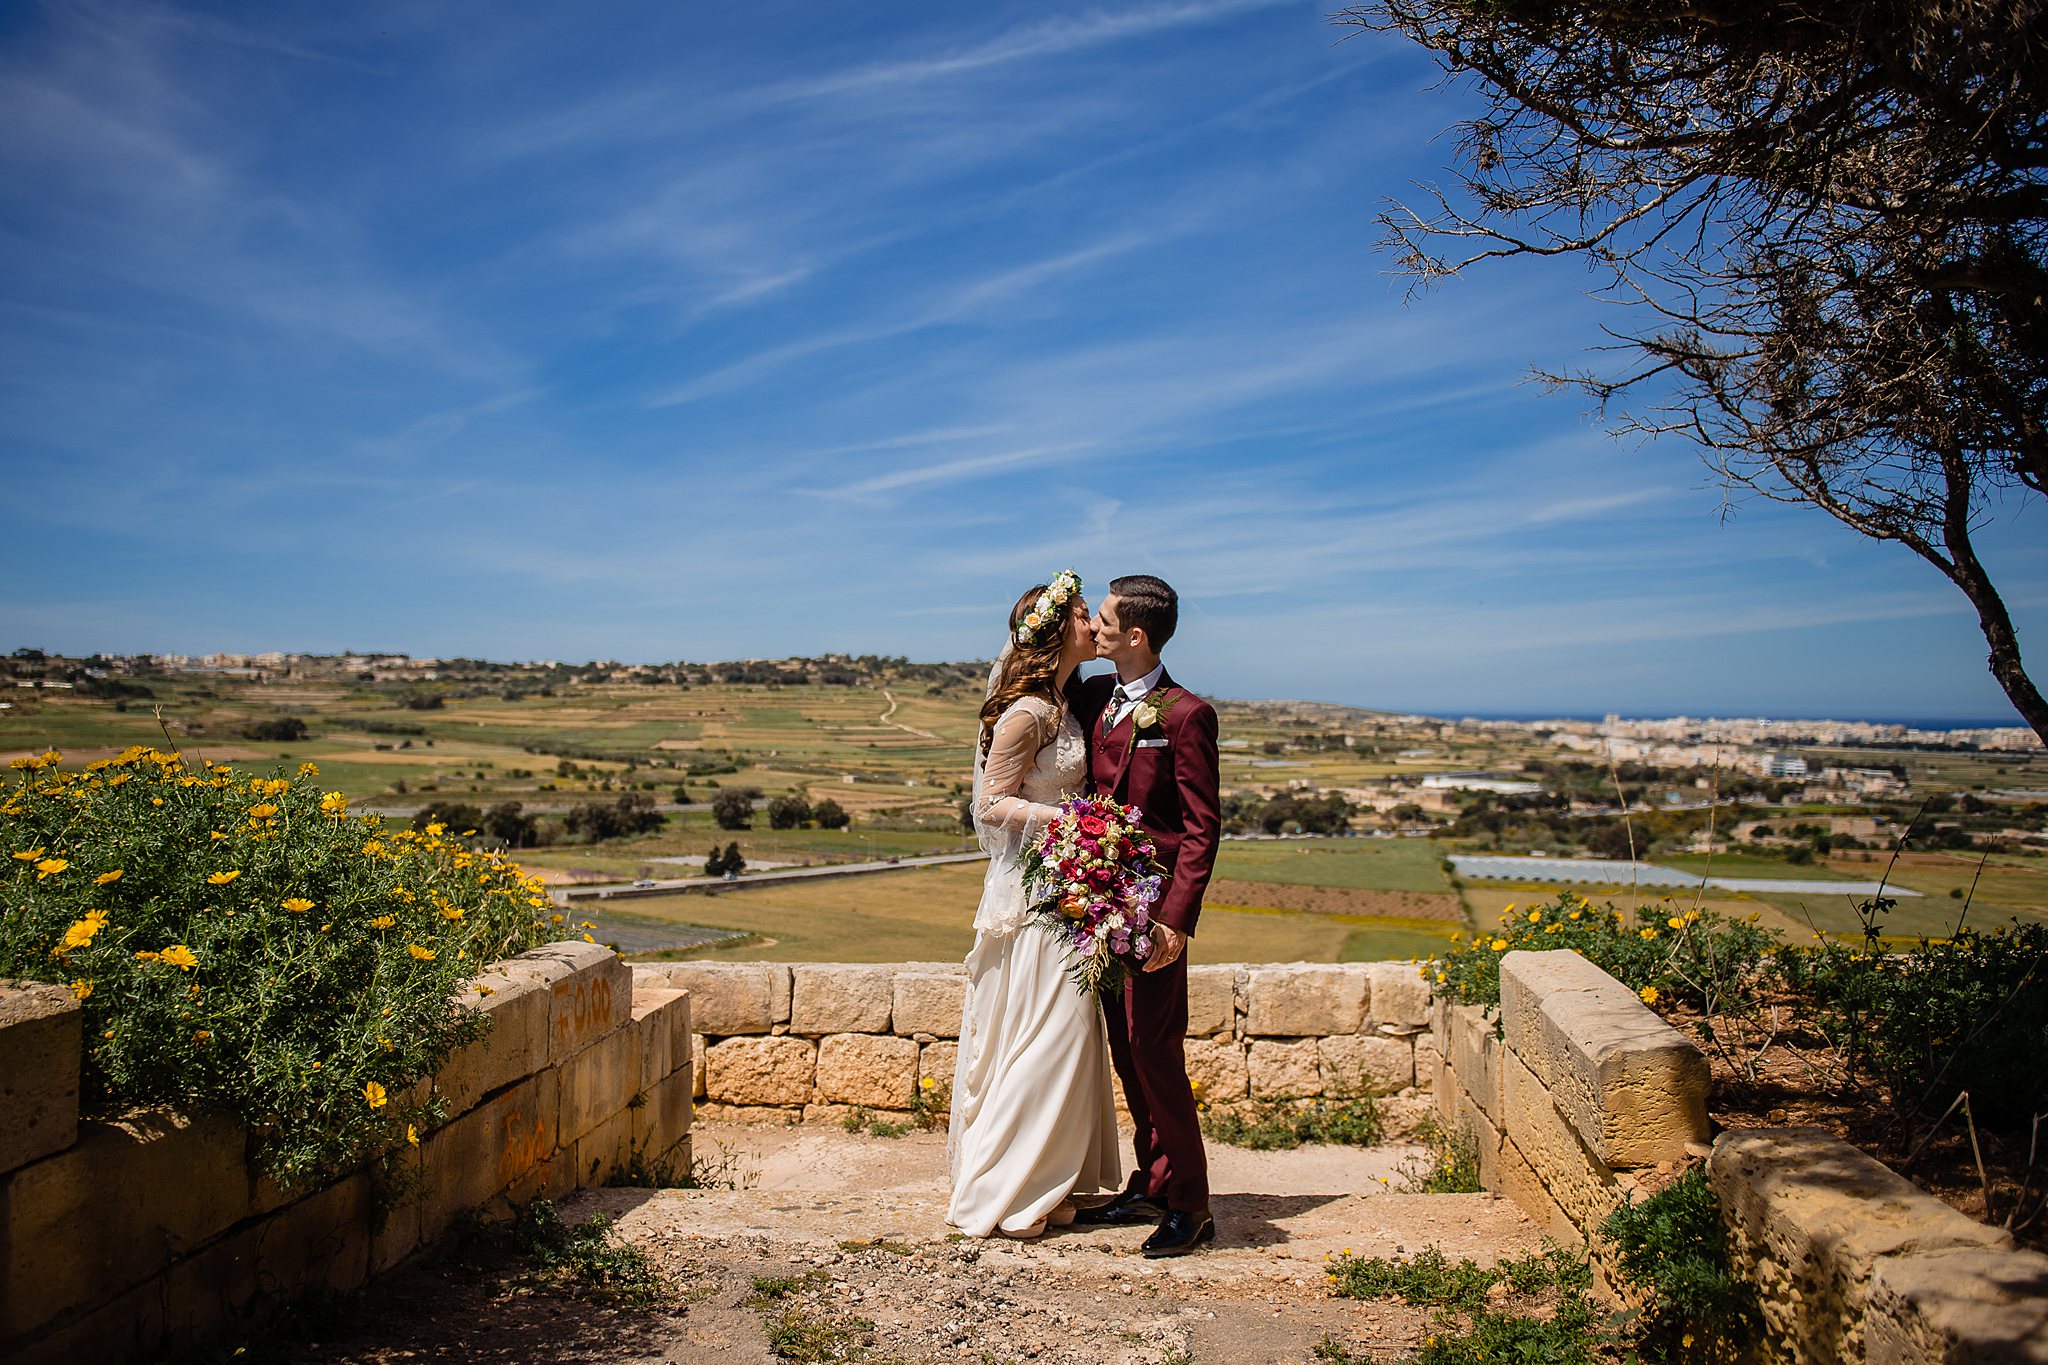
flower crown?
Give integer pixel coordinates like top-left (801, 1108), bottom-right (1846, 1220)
top-left (1014, 569), bottom-right (1082, 647)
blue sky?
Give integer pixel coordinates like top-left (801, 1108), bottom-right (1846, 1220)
top-left (3, 0), bottom-right (2041, 723)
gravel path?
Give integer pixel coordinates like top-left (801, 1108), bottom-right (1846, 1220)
top-left (242, 1122), bottom-right (1540, 1365)
top-left (564, 1122), bottom-right (1542, 1364)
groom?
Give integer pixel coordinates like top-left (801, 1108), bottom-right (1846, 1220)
top-left (1069, 574), bottom-right (1220, 1257)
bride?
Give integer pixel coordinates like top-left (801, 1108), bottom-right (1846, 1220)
top-left (946, 572), bottom-right (1121, 1239)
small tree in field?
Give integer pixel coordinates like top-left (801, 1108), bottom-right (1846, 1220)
top-left (712, 788), bottom-right (758, 831)
top-left (812, 798), bottom-right (850, 830)
top-left (767, 794), bottom-right (811, 829)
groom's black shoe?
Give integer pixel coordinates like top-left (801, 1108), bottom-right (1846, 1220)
top-left (1141, 1209), bottom-right (1215, 1258)
top-left (1071, 1191), bottom-right (1168, 1226)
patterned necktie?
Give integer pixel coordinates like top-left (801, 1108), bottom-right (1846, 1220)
top-left (1102, 683), bottom-right (1129, 738)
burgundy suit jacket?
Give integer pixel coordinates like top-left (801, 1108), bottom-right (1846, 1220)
top-left (1069, 669), bottom-right (1222, 937)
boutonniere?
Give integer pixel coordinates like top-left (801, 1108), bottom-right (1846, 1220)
top-left (1130, 688), bottom-right (1183, 734)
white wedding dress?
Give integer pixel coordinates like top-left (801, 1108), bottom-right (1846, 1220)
top-left (946, 696), bottom-right (1121, 1236)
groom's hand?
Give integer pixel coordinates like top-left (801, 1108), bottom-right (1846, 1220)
top-left (1144, 923), bottom-right (1185, 971)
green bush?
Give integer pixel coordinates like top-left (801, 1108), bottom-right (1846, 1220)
top-left (1787, 917), bottom-right (2048, 1123)
top-left (1426, 891), bottom-right (1780, 1014)
top-left (0, 747), bottom-right (554, 1191)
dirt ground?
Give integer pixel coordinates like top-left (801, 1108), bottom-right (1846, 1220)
top-left (232, 1122), bottom-right (1541, 1365)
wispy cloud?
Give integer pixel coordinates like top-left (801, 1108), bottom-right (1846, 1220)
top-left (761, 0), bottom-right (1300, 104)
top-left (2, 1), bottom-right (2030, 720)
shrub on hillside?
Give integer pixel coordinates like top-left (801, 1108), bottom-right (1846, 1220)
top-left (1426, 891), bottom-right (1780, 1012)
top-left (0, 747), bottom-right (554, 1191)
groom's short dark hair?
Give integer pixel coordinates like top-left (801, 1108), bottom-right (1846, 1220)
top-left (1109, 574), bottom-right (1178, 649)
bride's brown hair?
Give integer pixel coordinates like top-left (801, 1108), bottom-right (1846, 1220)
top-left (979, 584), bottom-right (1072, 756)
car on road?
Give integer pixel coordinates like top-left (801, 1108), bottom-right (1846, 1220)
top-left (632, 879), bottom-right (657, 888)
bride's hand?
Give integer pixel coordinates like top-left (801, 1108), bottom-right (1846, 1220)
top-left (1143, 924), bottom-right (1185, 971)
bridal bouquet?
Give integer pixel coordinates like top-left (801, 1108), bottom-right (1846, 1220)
top-left (1022, 795), bottom-right (1165, 996)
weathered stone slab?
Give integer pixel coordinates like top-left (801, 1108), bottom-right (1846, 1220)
top-left (1244, 965), bottom-right (1368, 1037)
top-left (418, 1070), bottom-right (557, 1245)
top-left (159, 1169), bottom-right (372, 1346)
top-left (1413, 1031), bottom-right (1441, 1094)
top-left (0, 981), bottom-right (81, 1178)
top-left (1186, 966), bottom-right (1236, 1037)
top-left (1366, 962), bottom-right (1431, 1028)
top-left (1710, 1127), bottom-right (2014, 1364)
top-left (369, 1146), bottom-right (423, 1275)
top-left (1500, 1052), bottom-right (1624, 1239)
top-left (1184, 1038), bottom-right (1249, 1102)
top-left (814, 1033), bottom-right (918, 1109)
top-left (891, 973), bottom-right (964, 1038)
top-left (1445, 1003), bottom-right (1503, 1124)
top-left (434, 971), bottom-right (550, 1121)
top-left (1439, 1067), bottom-right (1505, 1192)
top-left (1502, 949), bottom-right (1708, 1165)
top-left (1498, 948), bottom-right (1597, 1070)
top-left (704, 1035), bottom-right (816, 1107)
top-left (1497, 1133), bottom-right (1579, 1247)
top-left (918, 1041), bottom-right (958, 1094)
top-left (629, 985), bottom-right (689, 1091)
top-left (1247, 1038), bottom-right (1322, 1099)
top-left (1318, 1034), bottom-right (1415, 1095)
top-left (790, 965), bottom-right (893, 1035)
top-left (651, 963), bottom-right (789, 1035)
top-left (632, 1068), bottom-right (694, 1163)
top-left (497, 941), bottom-right (632, 1061)
top-left (0, 1109), bottom-right (249, 1341)
top-left (690, 1032), bottom-right (707, 1097)
top-left (557, 1024), bottom-right (638, 1143)
top-left (571, 1108), bottom-right (634, 1188)
top-left (1865, 1245), bottom-right (2048, 1364)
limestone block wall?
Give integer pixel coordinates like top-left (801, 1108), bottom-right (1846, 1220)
top-left (1711, 1129), bottom-right (2048, 1364)
top-left (634, 959), bottom-right (1436, 1122)
top-left (1434, 949), bottom-right (2048, 1362)
top-left (1431, 949), bottom-right (1711, 1267)
top-left (0, 942), bottom-right (691, 1365)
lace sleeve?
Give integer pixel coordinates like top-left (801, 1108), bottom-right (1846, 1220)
top-left (973, 702), bottom-right (1063, 842)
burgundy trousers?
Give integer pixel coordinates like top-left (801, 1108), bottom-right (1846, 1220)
top-left (1103, 952), bottom-right (1209, 1213)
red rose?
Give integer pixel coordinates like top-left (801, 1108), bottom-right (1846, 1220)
top-left (1088, 865), bottom-right (1114, 888)
top-left (1077, 814), bottom-right (1108, 838)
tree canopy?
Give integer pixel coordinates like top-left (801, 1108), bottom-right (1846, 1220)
top-left (1340, 0), bottom-right (2048, 739)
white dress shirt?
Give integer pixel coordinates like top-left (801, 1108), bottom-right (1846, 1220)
top-left (1107, 662), bottom-right (1166, 732)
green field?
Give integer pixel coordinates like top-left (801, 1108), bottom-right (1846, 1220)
top-left (8, 670), bottom-right (2037, 959)
top-left (1214, 837), bottom-right (1451, 892)
top-left (582, 863), bottom-right (1449, 965)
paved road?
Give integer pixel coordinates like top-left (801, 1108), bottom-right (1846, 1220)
top-left (555, 850), bottom-right (989, 902)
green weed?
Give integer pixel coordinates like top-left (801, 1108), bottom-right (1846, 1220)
top-left (515, 1199), bottom-right (668, 1309)
top-left (1600, 1166), bottom-right (1758, 1361)
top-left (1398, 1116), bottom-right (1484, 1194)
top-left (1200, 1093), bottom-right (1384, 1149)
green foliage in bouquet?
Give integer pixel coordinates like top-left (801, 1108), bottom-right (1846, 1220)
top-left (1426, 891), bottom-right (1780, 1014)
top-left (0, 747), bottom-right (554, 1191)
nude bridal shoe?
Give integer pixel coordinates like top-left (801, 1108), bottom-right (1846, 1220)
top-left (997, 1200), bottom-right (1076, 1240)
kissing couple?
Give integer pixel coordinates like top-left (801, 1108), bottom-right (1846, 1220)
top-left (944, 572), bottom-right (1221, 1257)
